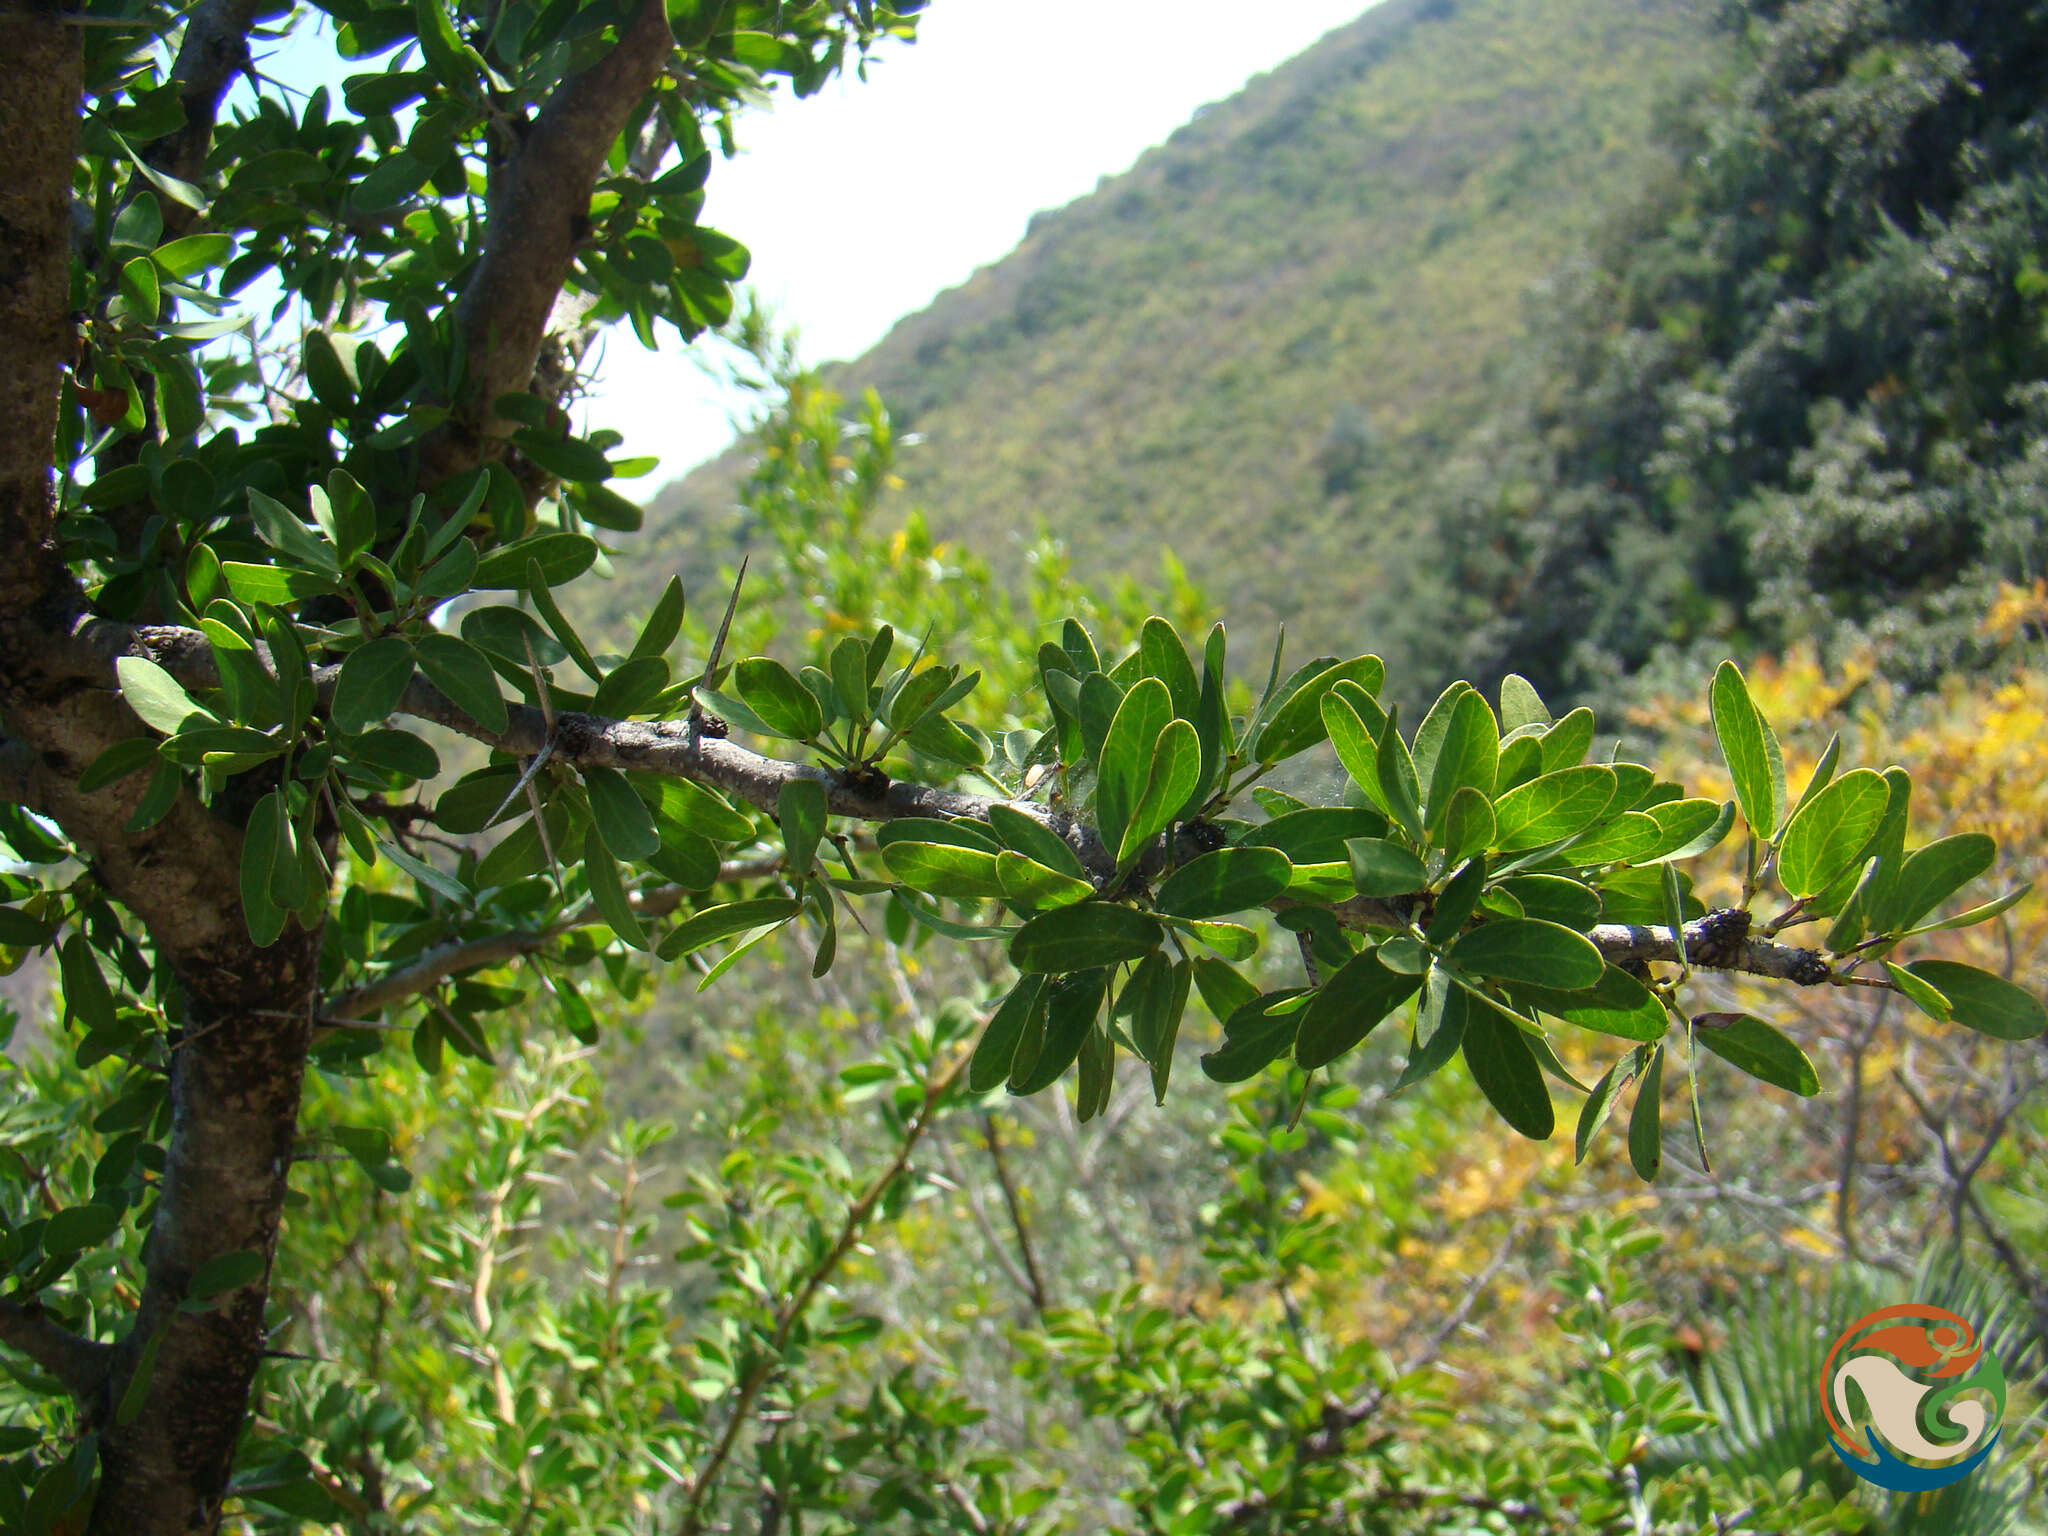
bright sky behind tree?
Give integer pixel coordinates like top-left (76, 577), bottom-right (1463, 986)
top-left (586, 0), bottom-right (1379, 480)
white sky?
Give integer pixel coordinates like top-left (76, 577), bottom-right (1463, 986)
top-left (584, 0), bottom-right (1380, 479)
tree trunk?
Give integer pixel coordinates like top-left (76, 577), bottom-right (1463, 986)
top-left (0, 16), bottom-right (323, 1530)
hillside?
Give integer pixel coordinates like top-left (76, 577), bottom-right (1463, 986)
top-left (636, 0), bottom-right (1717, 666)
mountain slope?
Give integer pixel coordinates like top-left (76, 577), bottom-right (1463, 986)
top-left (641, 0), bottom-right (1719, 667)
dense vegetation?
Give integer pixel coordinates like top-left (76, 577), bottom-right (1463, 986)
top-left (1396, 0), bottom-right (2048, 703)
top-left (1, 0), bottom-right (2043, 1530)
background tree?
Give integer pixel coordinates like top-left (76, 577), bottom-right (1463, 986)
top-left (0, 3), bottom-right (2039, 1534)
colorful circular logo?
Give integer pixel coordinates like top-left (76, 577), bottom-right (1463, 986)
top-left (1820, 1303), bottom-right (2006, 1491)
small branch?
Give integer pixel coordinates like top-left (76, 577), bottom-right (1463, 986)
top-left (980, 1114), bottom-right (1050, 1315)
top-left (0, 1299), bottom-right (115, 1400)
top-left (149, 0), bottom-right (262, 238)
top-left (676, 1047), bottom-right (971, 1536)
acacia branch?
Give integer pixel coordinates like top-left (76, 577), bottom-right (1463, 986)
top-left (89, 617), bottom-right (1849, 989)
top-left (0, 1299), bottom-right (116, 1401)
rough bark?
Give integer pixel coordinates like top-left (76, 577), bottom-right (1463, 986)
top-left (0, 2), bottom-right (698, 1522)
top-left (421, 0), bottom-right (677, 483)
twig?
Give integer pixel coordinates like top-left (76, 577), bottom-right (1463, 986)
top-left (675, 1046), bottom-right (971, 1536)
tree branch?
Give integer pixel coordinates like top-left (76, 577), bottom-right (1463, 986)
top-left (423, 0), bottom-right (677, 483)
top-left (0, 1299), bottom-right (116, 1401)
top-left (85, 617), bottom-right (1851, 989)
top-left (150, 0), bottom-right (262, 239)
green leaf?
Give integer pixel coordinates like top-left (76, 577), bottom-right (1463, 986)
top-left (733, 657), bottom-right (824, 742)
top-left (78, 735), bottom-right (161, 793)
top-left (1884, 834), bottom-right (1997, 934)
top-left (886, 664), bottom-right (955, 733)
top-left (222, 561), bottom-right (336, 606)
top-left (152, 232), bottom-right (233, 277)
top-left (986, 804), bottom-right (1088, 879)
top-left (1200, 989), bottom-right (1308, 1083)
top-left (777, 778), bottom-right (828, 877)
top-left (1691, 1013), bottom-right (1819, 1094)
top-left (1499, 674), bottom-right (1551, 733)
top-left (1097, 677), bottom-right (1171, 859)
top-left (1537, 707), bottom-right (1595, 772)
top-left (116, 656), bottom-right (212, 735)
top-left (342, 728), bottom-right (438, 783)
top-left (1785, 732), bottom-right (1843, 827)
top-left (1321, 691), bottom-right (1383, 811)
top-left (1154, 846), bottom-right (1291, 919)
top-left (1010, 902), bottom-right (1163, 974)
top-left (1563, 811), bottom-right (1664, 865)
top-left (996, 851), bottom-right (1095, 910)
top-left (1422, 857), bottom-right (1486, 943)
top-left (582, 828), bottom-right (646, 950)
top-left (1393, 966), bottom-right (1469, 1091)
top-left (1295, 949), bottom-right (1423, 1070)
top-left (1126, 953), bottom-right (1191, 1103)
top-left (1239, 807), bottom-right (1388, 865)
top-left (874, 817), bottom-right (1001, 853)
top-left (527, 558), bottom-right (600, 683)
top-left (1491, 766), bottom-right (1617, 851)
top-left (1776, 768), bottom-right (1889, 899)
top-left (1010, 969), bottom-right (1109, 1095)
top-left (632, 577), bottom-right (686, 662)
top-left (1191, 956), bottom-right (1260, 1024)
top-left (1117, 717), bottom-right (1200, 869)
top-left (44, 1203), bottom-right (121, 1255)
top-left (1461, 994), bottom-right (1553, 1139)
top-left (881, 841), bottom-right (1006, 900)
top-left (240, 792), bottom-right (287, 946)
top-left (414, 0), bottom-right (482, 89)
top-left (472, 532), bottom-right (599, 588)
top-left (323, 471), bottom-right (376, 564)
top-left (412, 633), bottom-right (507, 735)
top-left (1438, 786), bottom-right (1495, 866)
top-left (1710, 661), bottom-right (1785, 838)
top-left (969, 977), bottom-right (1048, 1093)
top-left (1495, 875), bottom-right (1601, 932)
top-left (630, 775), bottom-right (755, 843)
top-left (583, 765), bottom-right (660, 862)
top-left (331, 637), bottom-right (415, 735)
top-left (1373, 704), bottom-right (1424, 842)
top-left (1629, 1045), bottom-right (1664, 1180)
top-left (1575, 1046), bottom-right (1649, 1164)
top-left (246, 487), bottom-right (339, 573)
top-left (1345, 838), bottom-right (1425, 899)
top-left (1423, 690), bottom-right (1499, 841)
top-left (1449, 920), bottom-right (1604, 990)
top-left (1643, 798), bottom-right (1733, 863)
top-left (656, 898), bottom-right (801, 961)
top-left (1252, 654), bottom-right (1384, 764)
top-left (1882, 961), bottom-right (1952, 1022)
top-left (1138, 617), bottom-right (1200, 722)
top-left (591, 656), bottom-right (669, 718)
top-left (119, 256), bottom-right (160, 324)
top-left (1901, 962), bottom-right (2045, 1040)
top-left (1162, 916), bottom-right (1259, 960)
top-left (0, 907), bottom-right (54, 947)
top-left (1900, 883), bottom-right (2030, 937)
top-left (58, 934), bottom-right (116, 1035)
